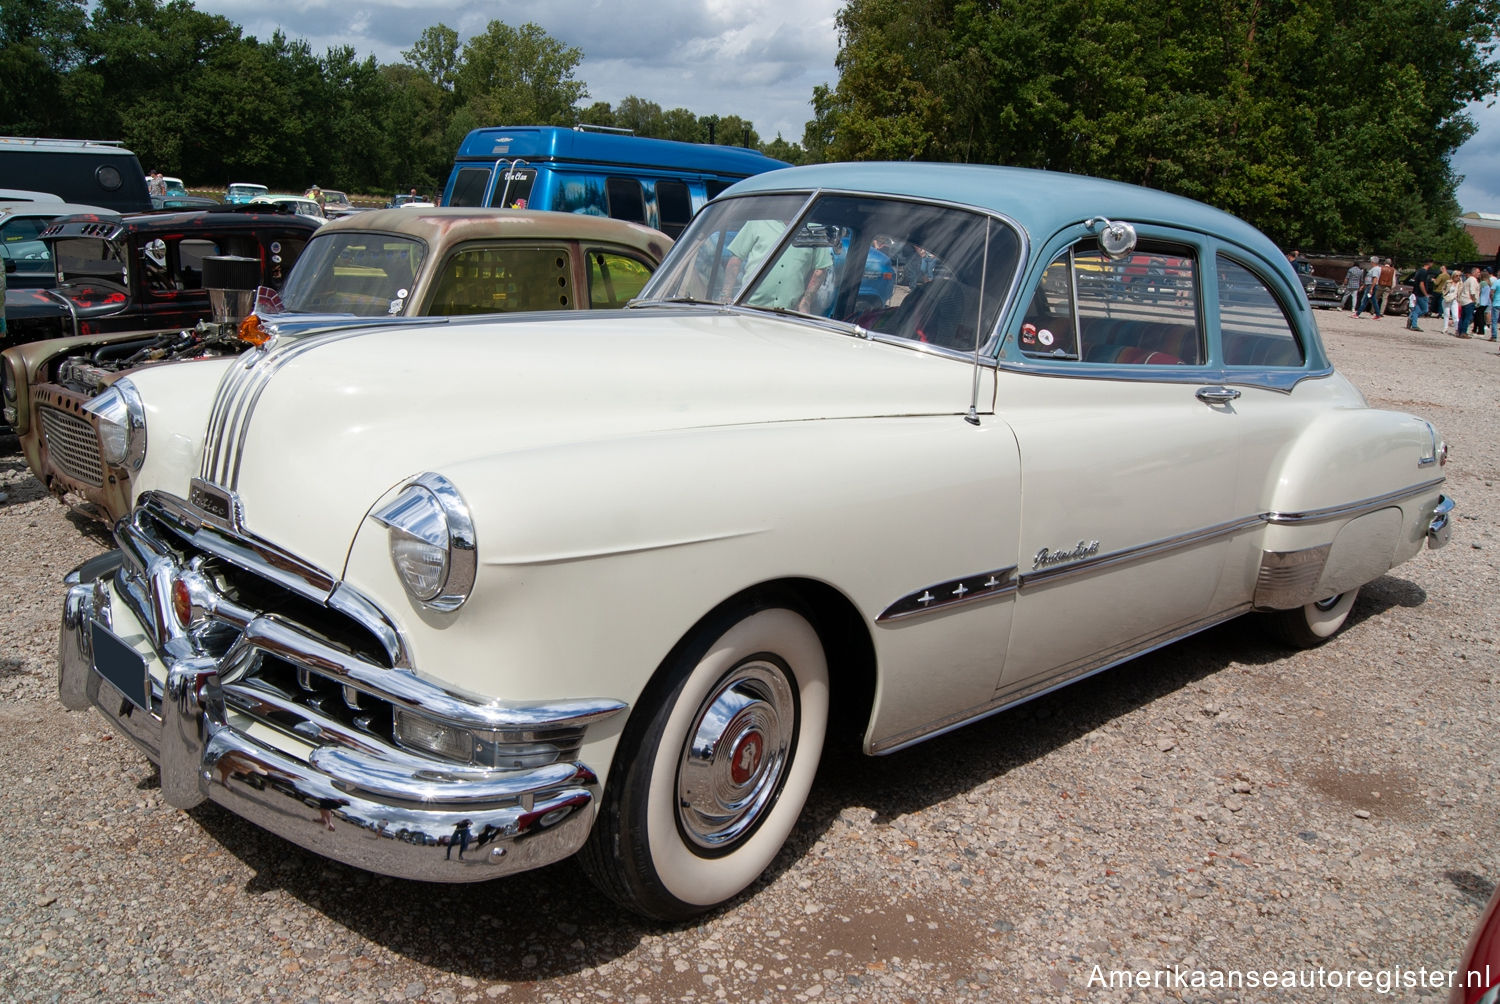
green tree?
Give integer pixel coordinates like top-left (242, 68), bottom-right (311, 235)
top-left (403, 23), bottom-right (459, 96)
top-left (814, 0), bottom-right (1500, 255)
top-left (0, 0), bottom-right (89, 135)
top-left (454, 21), bottom-right (587, 127)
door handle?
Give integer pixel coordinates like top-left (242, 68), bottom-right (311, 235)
top-left (1196, 386), bottom-right (1241, 405)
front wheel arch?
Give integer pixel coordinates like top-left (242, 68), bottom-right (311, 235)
top-left (579, 581), bottom-right (873, 919)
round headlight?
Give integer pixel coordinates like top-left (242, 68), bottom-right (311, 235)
top-left (372, 473), bottom-right (476, 611)
top-left (82, 378), bottom-right (147, 470)
top-left (0, 353), bottom-right (22, 430)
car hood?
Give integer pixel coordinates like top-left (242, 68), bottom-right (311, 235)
top-left (206, 307), bottom-right (984, 570)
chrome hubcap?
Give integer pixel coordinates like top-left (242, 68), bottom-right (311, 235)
top-left (677, 659), bottom-right (796, 851)
top-left (1313, 594), bottom-right (1345, 612)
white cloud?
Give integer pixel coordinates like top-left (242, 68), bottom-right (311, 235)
top-left (191, 0), bottom-right (842, 141)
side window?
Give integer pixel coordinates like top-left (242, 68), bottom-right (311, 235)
top-left (0, 216), bottom-right (53, 275)
top-left (1016, 244), bottom-right (1202, 365)
top-left (488, 166), bottom-right (535, 209)
top-left (1218, 256), bottom-right (1305, 366)
top-left (655, 180), bottom-right (691, 239)
top-left (588, 250), bottom-right (654, 307)
top-left (428, 245), bottom-right (574, 315)
top-left (449, 168), bottom-right (490, 208)
top-left (606, 178), bottom-right (646, 224)
top-left (175, 238), bottom-right (219, 290)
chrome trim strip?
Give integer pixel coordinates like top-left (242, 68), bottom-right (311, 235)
top-left (1020, 515), bottom-right (1263, 591)
top-left (871, 603), bottom-right (1252, 754)
top-left (879, 477), bottom-right (1446, 622)
top-left (996, 359), bottom-right (1335, 393)
top-left (1265, 478), bottom-right (1446, 525)
top-left (204, 324), bottom-right (390, 490)
top-left (877, 567), bottom-right (1017, 623)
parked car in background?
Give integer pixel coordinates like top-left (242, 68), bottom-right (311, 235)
top-left (160, 176), bottom-right (187, 196)
top-left (224, 182), bottom-right (269, 205)
top-left (151, 194), bottom-right (219, 211)
top-left (318, 189), bottom-right (359, 219)
top-left (3, 206), bottom-right (317, 348)
top-left (250, 194), bottom-right (326, 225)
top-left (52, 162), bottom-right (1453, 922)
top-left (1, 201), bottom-right (116, 289)
top-left (1292, 269), bottom-right (1341, 308)
top-left (0, 137), bottom-right (152, 213)
top-left (3, 207), bottom-right (669, 521)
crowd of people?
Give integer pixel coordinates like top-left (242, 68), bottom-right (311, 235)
top-left (1337, 254), bottom-right (1498, 342)
top-left (1401, 259), bottom-right (1498, 341)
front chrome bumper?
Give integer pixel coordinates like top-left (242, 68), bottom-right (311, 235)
top-left (58, 533), bottom-right (624, 883)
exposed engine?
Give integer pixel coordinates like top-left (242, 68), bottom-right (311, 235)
top-left (50, 255), bottom-right (262, 396)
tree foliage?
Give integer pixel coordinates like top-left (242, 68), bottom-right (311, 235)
top-left (0, 2), bottom-right (790, 196)
top-left (810, 0), bottom-right (1500, 257)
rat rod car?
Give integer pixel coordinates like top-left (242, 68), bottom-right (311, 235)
top-left (2, 206), bottom-right (318, 348)
top-left (2, 208), bottom-right (670, 521)
top-left (56, 163), bottom-right (1453, 920)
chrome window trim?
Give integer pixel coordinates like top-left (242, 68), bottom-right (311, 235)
top-left (995, 358), bottom-right (1334, 393)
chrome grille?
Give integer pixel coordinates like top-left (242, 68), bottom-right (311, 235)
top-left (40, 406), bottom-right (105, 487)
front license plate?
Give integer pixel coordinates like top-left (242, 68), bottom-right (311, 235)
top-left (91, 622), bottom-right (149, 711)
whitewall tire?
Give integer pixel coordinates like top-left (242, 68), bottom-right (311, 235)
top-left (581, 604), bottom-right (829, 920)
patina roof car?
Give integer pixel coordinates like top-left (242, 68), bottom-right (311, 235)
top-left (2, 208), bottom-right (670, 521)
top-left (56, 163), bottom-right (1454, 921)
top-left (2, 206), bottom-right (318, 348)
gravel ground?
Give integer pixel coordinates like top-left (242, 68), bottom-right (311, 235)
top-left (0, 310), bottom-right (1495, 1003)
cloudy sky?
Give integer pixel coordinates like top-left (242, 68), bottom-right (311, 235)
top-left (189, 0), bottom-right (1500, 213)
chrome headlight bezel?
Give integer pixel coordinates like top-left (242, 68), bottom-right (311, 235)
top-left (0, 352), bottom-right (22, 430)
top-left (372, 472), bottom-right (477, 612)
top-left (82, 378), bottom-right (147, 471)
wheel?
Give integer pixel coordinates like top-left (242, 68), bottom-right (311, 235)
top-left (1265, 588), bottom-right (1359, 648)
top-left (580, 604), bottom-right (829, 920)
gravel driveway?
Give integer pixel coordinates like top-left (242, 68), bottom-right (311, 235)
top-left (0, 310), bottom-right (1495, 1003)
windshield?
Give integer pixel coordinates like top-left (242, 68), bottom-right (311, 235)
top-left (52, 237), bottom-right (128, 287)
top-left (277, 231), bottom-right (427, 315)
top-left (642, 192), bottom-right (1021, 352)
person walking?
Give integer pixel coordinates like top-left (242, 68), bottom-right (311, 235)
top-left (1476, 268), bottom-right (1493, 340)
top-left (1354, 255), bottom-right (1382, 318)
top-left (1407, 258), bottom-right (1432, 331)
top-left (1377, 257), bottom-right (1396, 316)
top-left (1345, 260), bottom-right (1365, 316)
top-left (1439, 266), bottom-right (1460, 333)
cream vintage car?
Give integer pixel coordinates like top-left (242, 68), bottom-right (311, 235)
top-left (57, 163), bottom-right (1454, 920)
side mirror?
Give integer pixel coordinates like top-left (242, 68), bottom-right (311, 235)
top-left (1085, 217), bottom-right (1138, 260)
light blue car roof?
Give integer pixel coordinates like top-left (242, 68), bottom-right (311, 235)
top-left (721, 162), bottom-right (1282, 264)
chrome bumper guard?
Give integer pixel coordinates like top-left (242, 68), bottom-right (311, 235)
top-left (1427, 495), bottom-right (1455, 549)
top-left (58, 503), bottom-right (627, 883)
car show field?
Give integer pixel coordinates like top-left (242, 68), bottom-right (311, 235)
top-left (0, 272), bottom-right (1495, 1002)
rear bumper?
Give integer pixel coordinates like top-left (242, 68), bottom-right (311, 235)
top-left (59, 552), bottom-right (614, 883)
top-left (1427, 494), bottom-right (1455, 549)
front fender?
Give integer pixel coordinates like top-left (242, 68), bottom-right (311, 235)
top-left (340, 413), bottom-right (1023, 770)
